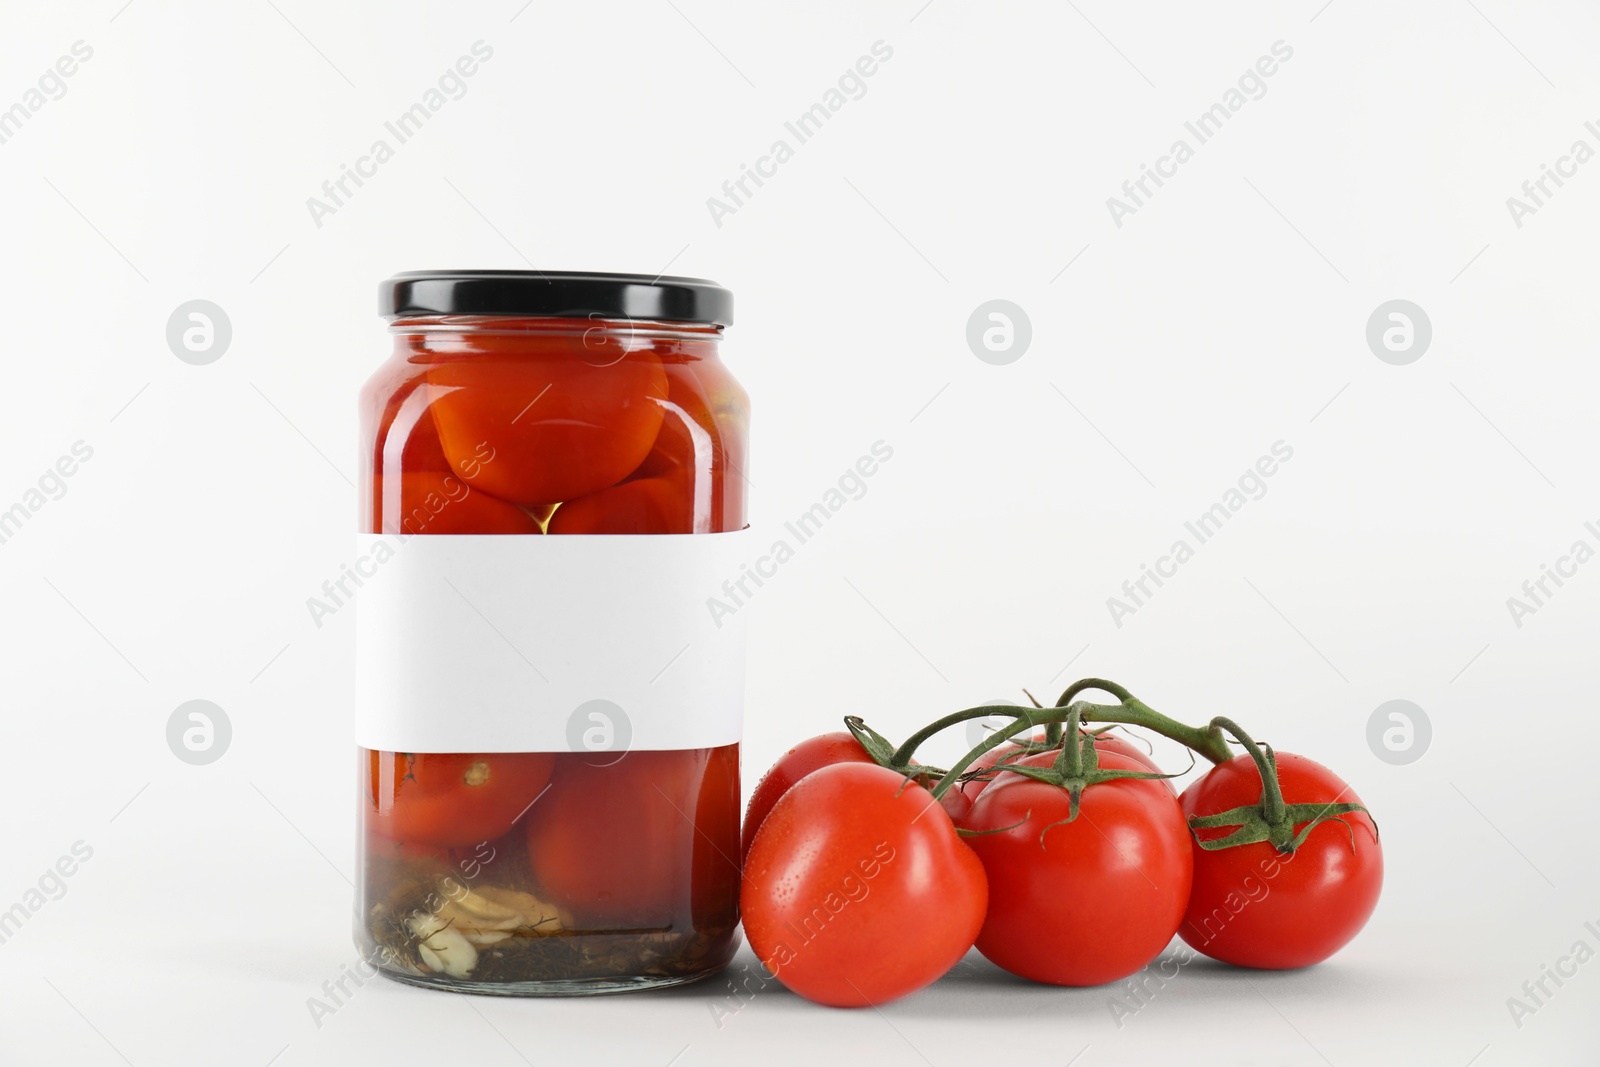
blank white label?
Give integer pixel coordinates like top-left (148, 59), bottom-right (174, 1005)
top-left (354, 531), bottom-right (749, 753)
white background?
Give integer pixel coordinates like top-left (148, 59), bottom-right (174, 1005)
top-left (1, 1), bottom-right (1597, 1064)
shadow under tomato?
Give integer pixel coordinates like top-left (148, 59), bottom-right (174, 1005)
top-left (665, 940), bottom-right (1390, 1023)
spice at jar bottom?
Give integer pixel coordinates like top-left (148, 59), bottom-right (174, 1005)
top-left (354, 271), bottom-right (749, 995)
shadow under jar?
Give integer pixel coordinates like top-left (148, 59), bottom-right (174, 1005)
top-left (354, 272), bottom-right (749, 995)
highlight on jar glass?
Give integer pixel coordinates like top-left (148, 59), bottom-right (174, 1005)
top-left (353, 271), bottom-right (750, 995)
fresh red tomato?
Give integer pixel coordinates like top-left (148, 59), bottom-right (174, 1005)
top-left (957, 730), bottom-right (1050, 804)
top-left (937, 784), bottom-right (973, 823)
top-left (425, 348), bottom-right (668, 507)
top-left (366, 751), bottom-right (556, 849)
top-left (741, 732), bottom-right (878, 862)
top-left (1180, 752), bottom-right (1381, 969)
top-left (962, 750), bottom-right (1192, 986)
top-left (1092, 732), bottom-right (1165, 775)
top-left (741, 762), bottom-right (987, 1007)
top-left (962, 730), bottom-right (1167, 801)
top-left (524, 746), bottom-right (740, 928)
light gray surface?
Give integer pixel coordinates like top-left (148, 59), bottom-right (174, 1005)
top-left (2, 0), bottom-right (1598, 1063)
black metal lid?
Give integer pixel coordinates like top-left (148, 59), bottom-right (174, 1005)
top-left (380, 270), bottom-right (733, 326)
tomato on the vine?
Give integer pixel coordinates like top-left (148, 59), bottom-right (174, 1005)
top-left (741, 762), bottom-right (987, 1007)
top-left (936, 784), bottom-right (973, 823)
top-left (1180, 752), bottom-right (1381, 969)
top-left (366, 751), bottom-right (555, 849)
top-left (962, 750), bottom-right (1192, 986)
top-left (1092, 732), bottom-right (1166, 776)
top-left (962, 729), bottom-right (1168, 801)
top-left (741, 731), bottom-right (877, 862)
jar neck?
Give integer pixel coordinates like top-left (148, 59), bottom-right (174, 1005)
top-left (389, 315), bottom-right (722, 360)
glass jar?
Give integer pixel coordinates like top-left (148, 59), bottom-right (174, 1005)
top-left (353, 271), bottom-right (749, 995)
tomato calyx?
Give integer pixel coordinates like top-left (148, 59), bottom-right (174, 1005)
top-left (843, 715), bottom-right (947, 783)
top-left (984, 706), bottom-right (1185, 822)
top-left (875, 702), bottom-right (1055, 799)
top-left (1188, 716), bottom-right (1374, 855)
top-left (851, 688), bottom-right (1190, 805)
top-left (854, 699), bottom-right (1181, 820)
top-left (957, 723), bottom-right (1164, 789)
top-left (842, 715), bottom-right (961, 798)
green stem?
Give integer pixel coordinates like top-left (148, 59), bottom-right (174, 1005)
top-left (878, 680), bottom-right (1236, 802)
top-left (888, 704), bottom-right (1035, 769)
top-left (1057, 679), bottom-right (1232, 765)
top-left (1209, 716), bottom-right (1286, 823)
top-left (1023, 689), bottom-right (1062, 746)
top-left (1057, 703), bottom-right (1087, 777)
top-left (919, 704), bottom-right (1086, 799)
